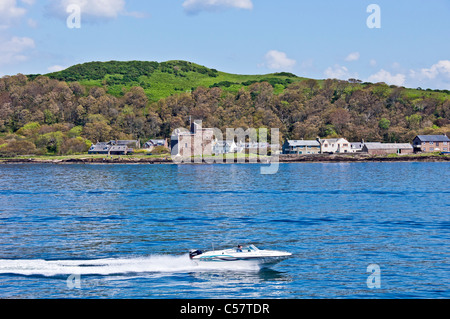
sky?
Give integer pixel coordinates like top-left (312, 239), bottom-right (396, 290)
top-left (0, 0), bottom-right (449, 89)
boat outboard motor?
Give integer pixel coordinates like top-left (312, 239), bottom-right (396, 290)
top-left (189, 249), bottom-right (203, 259)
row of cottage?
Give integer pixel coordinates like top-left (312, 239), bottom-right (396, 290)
top-left (88, 119), bottom-right (450, 157)
top-left (88, 139), bottom-right (168, 155)
top-left (170, 120), bottom-right (450, 156)
top-left (282, 135), bottom-right (450, 155)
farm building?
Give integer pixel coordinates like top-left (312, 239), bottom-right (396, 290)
top-left (362, 143), bottom-right (413, 155)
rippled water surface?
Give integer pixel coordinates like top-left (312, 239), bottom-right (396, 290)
top-left (0, 163), bottom-right (449, 298)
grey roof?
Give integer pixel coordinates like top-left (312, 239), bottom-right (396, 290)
top-left (110, 145), bottom-right (128, 151)
top-left (110, 140), bottom-right (138, 145)
top-left (89, 144), bottom-right (111, 151)
top-left (146, 139), bottom-right (166, 145)
top-left (364, 143), bottom-right (413, 150)
top-left (415, 135), bottom-right (450, 142)
top-left (286, 140), bottom-right (320, 147)
top-left (350, 142), bottom-right (364, 149)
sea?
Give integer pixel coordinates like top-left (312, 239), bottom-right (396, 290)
top-left (0, 162), bottom-right (449, 299)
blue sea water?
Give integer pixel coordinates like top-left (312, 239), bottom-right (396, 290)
top-left (0, 162), bottom-right (449, 299)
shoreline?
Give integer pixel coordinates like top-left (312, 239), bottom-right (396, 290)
top-left (0, 154), bottom-right (449, 165)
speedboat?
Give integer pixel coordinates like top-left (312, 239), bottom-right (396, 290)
top-left (189, 244), bottom-right (292, 266)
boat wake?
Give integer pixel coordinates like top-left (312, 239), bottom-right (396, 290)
top-left (0, 255), bottom-right (261, 277)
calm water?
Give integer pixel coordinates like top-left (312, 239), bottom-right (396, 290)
top-left (0, 162), bottom-right (449, 299)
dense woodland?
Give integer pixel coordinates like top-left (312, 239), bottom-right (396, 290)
top-left (0, 61), bottom-right (449, 156)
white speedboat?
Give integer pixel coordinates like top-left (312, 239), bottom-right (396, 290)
top-left (189, 244), bottom-right (292, 266)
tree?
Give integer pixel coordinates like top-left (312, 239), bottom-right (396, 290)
top-left (329, 108), bottom-right (351, 133)
top-left (69, 82), bottom-right (84, 96)
top-left (0, 139), bottom-right (38, 156)
top-left (406, 114), bottom-right (422, 130)
top-left (124, 86), bottom-right (148, 110)
top-left (35, 131), bottom-right (64, 154)
top-left (379, 118), bottom-right (391, 130)
top-left (83, 121), bottom-right (112, 142)
top-left (60, 137), bottom-right (90, 155)
top-left (292, 118), bottom-right (320, 140)
top-left (89, 87), bottom-right (106, 98)
top-left (16, 122), bottom-right (41, 137)
top-left (145, 111), bottom-right (162, 138)
top-left (304, 79), bottom-right (320, 98)
top-left (67, 125), bottom-right (83, 138)
top-left (12, 108), bottom-right (32, 130)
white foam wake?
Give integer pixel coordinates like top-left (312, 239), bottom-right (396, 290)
top-left (0, 255), bottom-right (260, 277)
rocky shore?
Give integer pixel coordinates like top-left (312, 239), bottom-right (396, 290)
top-left (278, 154), bottom-right (450, 163)
top-left (1, 154), bottom-right (449, 164)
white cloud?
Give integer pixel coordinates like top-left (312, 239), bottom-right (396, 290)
top-left (0, 0), bottom-right (26, 18)
top-left (324, 64), bottom-right (358, 80)
top-left (0, 36), bottom-right (35, 53)
top-left (367, 69), bottom-right (406, 86)
top-left (262, 50), bottom-right (296, 71)
top-left (345, 52), bottom-right (360, 62)
top-left (411, 60), bottom-right (450, 81)
top-left (0, 0), bottom-right (28, 28)
top-left (408, 60), bottom-right (450, 89)
top-left (369, 59), bottom-right (377, 67)
top-left (0, 36), bottom-right (35, 65)
top-left (45, 0), bottom-right (143, 22)
top-left (183, 0), bottom-right (253, 15)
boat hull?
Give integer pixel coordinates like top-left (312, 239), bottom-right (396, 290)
top-left (193, 255), bottom-right (290, 266)
top-left (190, 247), bottom-right (292, 266)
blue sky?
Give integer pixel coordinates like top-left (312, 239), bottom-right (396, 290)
top-left (1, 0), bottom-right (449, 89)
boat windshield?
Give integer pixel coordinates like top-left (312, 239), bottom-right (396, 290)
top-left (235, 244), bottom-right (260, 252)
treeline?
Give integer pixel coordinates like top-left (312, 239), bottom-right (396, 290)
top-left (210, 77), bottom-right (295, 89)
top-left (37, 60), bottom-right (219, 84)
top-left (0, 73), bottom-right (449, 157)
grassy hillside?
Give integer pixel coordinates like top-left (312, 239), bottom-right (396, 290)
top-left (39, 59), bottom-right (450, 103)
top-left (41, 60), bottom-right (307, 102)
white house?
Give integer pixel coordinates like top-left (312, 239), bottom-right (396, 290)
top-left (318, 138), bottom-right (351, 154)
top-left (350, 141), bottom-right (365, 153)
top-left (212, 140), bottom-right (237, 155)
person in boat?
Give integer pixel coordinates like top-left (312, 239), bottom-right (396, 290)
top-left (237, 245), bottom-right (243, 252)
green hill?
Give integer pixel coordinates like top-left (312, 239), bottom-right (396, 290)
top-left (42, 60), bottom-right (307, 102)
